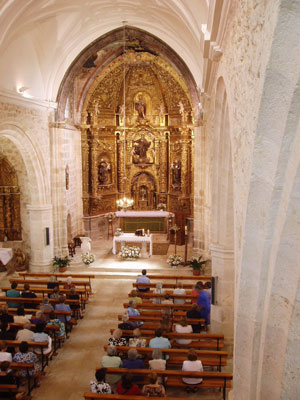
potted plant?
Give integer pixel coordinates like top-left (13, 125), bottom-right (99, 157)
top-left (52, 256), bottom-right (71, 272)
top-left (187, 255), bottom-right (207, 276)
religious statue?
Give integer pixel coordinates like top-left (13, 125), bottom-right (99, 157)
top-left (98, 159), bottom-right (111, 185)
top-left (135, 95), bottom-right (146, 119)
top-left (178, 101), bottom-right (184, 115)
top-left (133, 134), bottom-right (151, 163)
top-left (171, 160), bottom-right (181, 186)
top-left (139, 186), bottom-right (147, 201)
top-left (14, 248), bottom-right (28, 272)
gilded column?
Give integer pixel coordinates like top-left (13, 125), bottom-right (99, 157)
top-left (159, 134), bottom-right (168, 193)
top-left (90, 129), bottom-right (98, 197)
top-left (117, 131), bottom-right (125, 193)
top-left (81, 128), bottom-right (90, 215)
top-left (181, 138), bottom-right (189, 197)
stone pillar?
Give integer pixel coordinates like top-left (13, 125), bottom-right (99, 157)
top-left (210, 243), bottom-right (234, 351)
top-left (27, 204), bottom-right (53, 272)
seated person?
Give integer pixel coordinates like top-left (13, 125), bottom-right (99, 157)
top-left (16, 322), bottom-right (34, 342)
top-left (49, 287), bottom-right (60, 299)
top-left (0, 361), bottom-right (16, 398)
top-left (47, 311), bottom-right (66, 339)
top-left (174, 317), bottom-right (193, 344)
top-left (149, 329), bottom-right (171, 351)
top-left (13, 341), bottom-right (41, 386)
top-left (142, 372), bottom-right (166, 397)
top-left (108, 329), bottom-right (127, 347)
top-left (47, 275), bottom-right (58, 289)
top-left (64, 277), bottom-right (75, 290)
top-left (126, 300), bottom-right (143, 326)
top-left (182, 349), bottom-right (203, 392)
top-left (136, 269), bottom-right (150, 292)
top-left (13, 306), bottom-right (30, 325)
top-left (21, 284), bottom-right (37, 309)
top-left (67, 287), bottom-right (82, 318)
top-left (186, 303), bottom-right (203, 333)
top-left (159, 313), bottom-right (172, 333)
top-left (0, 341), bottom-right (12, 362)
top-left (129, 328), bottom-right (147, 348)
top-left (55, 296), bottom-right (71, 324)
top-left (129, 290), bottom-right (142, 304)
top-left (118, 314), bottom-right (135, 330)
top-left (31, 310), bottom-right (47, 329)
top-left (173, 282), bottom-right (186, 305)
top-left (0, 305), bottom-right (14, 324)
top-left (116, 373), bottom-right (141, 395)
top-left (33, 323), bottom-right (52, 355)
top-left (161, 293), bottom-right (173, 305)
top-left (101, 345), bottom-right (122, 385)
top-left (149, 348), bottom-right (166, 372)
top-left (122, 348), bottom-right (145, 370)
top-left (6, 282), bottom-right (21, 308)
top-left (39, 297), bottom-right (54, 320)
top-left (90, 367), bottom-right (112, 394)
top-left (152, 282), bottom-right (165, 305)
top-left (0, 322), bottom-right (16, 341)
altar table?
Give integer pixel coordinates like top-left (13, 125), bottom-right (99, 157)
top-left (112, 233), bottom-right (153, 257)
top-left (115, 211), bottom-right (173, 233)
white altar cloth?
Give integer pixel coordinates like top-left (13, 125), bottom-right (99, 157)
top-left (113, 233), bottom-right (153, 256)
top-left (115, 211), bottom-right (173, 218)
top-left (0, 248), bottom-right (13, 265)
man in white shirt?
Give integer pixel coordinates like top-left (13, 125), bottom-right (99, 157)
top-left (136, 269), bottom-right (150, 292)
top-left (16, 322), bottom-right (34, 342)
top-left (173, 282), bottom-right (186, 305)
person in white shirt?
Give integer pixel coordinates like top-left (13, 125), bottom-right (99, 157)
top-left (152, 282), bottom-right (165, 304)
top-left (173, 282), bottom-right (186, 305)
top-left (174, 317), bottom-right (193, 344)
top-left (136, 269), bottom-right (150, 292)
top-left (0, 341), bottom-right (12, 362)
top-left (182, 349), bottom-right (203, 390)
top-left (16, 322), bottom-right (34, 342)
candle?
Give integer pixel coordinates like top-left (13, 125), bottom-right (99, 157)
top-left (142, 228), bottom-right (145, 236)
top-left (147, 229), bottom-right (150, 236)
top-left (185, 225), bottom-right (188, 235)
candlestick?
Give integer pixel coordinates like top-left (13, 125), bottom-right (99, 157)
top-left (185, 225), bottom-right (188, 235)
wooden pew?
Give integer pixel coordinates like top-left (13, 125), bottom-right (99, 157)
top-left (128, 292), bottom-right (197, 301)
top-left (5, 340), bottom-right (49, 371)
top-left (18, 272), bottom-right (95, 291)
top-left (9, 278), bottom-right (91, 297)
top-left (118, 315), bottom-right (205, 325)
top-left (103, 345), bottom-right (227, 371)
top-left (110, 329), bottom-right (224, 350)
top-left (0, 296), bottom-right (80, 308)
top-left (96, 368), bottom-right (232, 400)
top-left (84, 395), bottom-right (215, 400)
top-left (124, 302), bottom-right (193, 311)
top-left (9, 362), bottom-right (36, 395)
top-left (146, 275), bottom-right (211, 282)
top-left (0, 383), bottom-right (27, 399)
top-left (133, 282), bottom-right (209, 289)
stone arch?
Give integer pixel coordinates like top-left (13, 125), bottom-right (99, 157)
top-left (210, 76), bottom-right (235, 344)
top-left (0, 123), bottom-right (49, 205)
top-left (234, 2), bottom-right (300, 397)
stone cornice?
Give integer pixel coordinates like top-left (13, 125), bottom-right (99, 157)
top-left (0, 88), bottom-right (57, 110)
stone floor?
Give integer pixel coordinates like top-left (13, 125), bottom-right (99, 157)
top-left (0, 237), bottom-right (224, 399)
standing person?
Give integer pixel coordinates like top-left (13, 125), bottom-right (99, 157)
top-left (136, 269), bottom-right (150, 292)
top-left (197, 282), bottom-right (211, 326)
top-left (142, 372), bottom-right (166, 397)
top-left (21, 284), bottom-right (37, 309)
top-left (191, 281), bottom-right (202, 304)
top-left (182, 349), bottom-right (203, 392)
top-left (173, 282), bottom-right (186, 305)
top-left (174, 317), bottom-right (193, 345)
top-left (186, 303), bottom-right (203, 333)
top-left (90, 368), bottom-right (112, 394)
top-left (6, 282), bottom-right (21, 308)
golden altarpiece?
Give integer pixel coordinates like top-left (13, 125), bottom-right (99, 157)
top-left (80, 51), bottom-right (194, 218)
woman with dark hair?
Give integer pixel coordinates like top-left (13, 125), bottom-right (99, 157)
top-left (142, 372), bottom-right (166, 397)
top-left (90, 368), bottom-right (112, 394)
top-left (0, 321), bottom-right (15, 340)
top-left (0, 305), bottom-right (13, 324)
top-left (182, 349), bottom-right (203, 393)
top-left (13, 307), bottom-right (30, 324)
top-left (116, 372), bottom-right (141, 395)
top-left (13, 341), bottom-right (41, 386)
top-left (174, 317), bottom-right (193, 344)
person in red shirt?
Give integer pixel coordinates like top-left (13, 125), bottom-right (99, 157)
top-left (116, 373), bottom-right (141, 395)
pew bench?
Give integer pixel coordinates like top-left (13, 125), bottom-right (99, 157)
top-left (9, 362), bottom-right (36, 395)
top-left (110, 329), bottom-right (224, 350)
top-left (118, 314), bottom-right (205, 325)
top-left (103, 345), bottom-right (227, 370)
top-left (133, 282), bottom-right (208, 289)
top-left (146, 275), bottom-right (211, 282)
top-left (123, 302), bottom-right (194, 311)
top-left (0, 383), bottom-right (27, 399)
top-left (129, 292), bottom-right (197, 301)
top-left (84, 394), bottom-right (215, 400)
top-left (96, 368), bottom-right (232, 400)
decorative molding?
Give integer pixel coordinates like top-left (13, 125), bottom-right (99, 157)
top-left (0, 88), bottom-right (57, 110)
top-left (26, 204), bottom-right (53, 212)
top-left (210, 243), bottom-right (234, 259)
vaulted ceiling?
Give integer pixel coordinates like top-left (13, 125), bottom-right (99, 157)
top-left (0, 0), bottom-right (208, 102)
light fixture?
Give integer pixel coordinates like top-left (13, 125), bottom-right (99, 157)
top-left (116, 21), bottom-right (134, 211)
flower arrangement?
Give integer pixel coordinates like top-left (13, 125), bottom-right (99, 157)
top-left (167, 254), bottom-right (183, 266)
top-left (119, 246), bottom-right (141, 260)
top-left (82, 252), bottom-right (96, 265)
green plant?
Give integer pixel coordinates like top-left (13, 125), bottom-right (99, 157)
top-left (187, 255), bottom-right (207, 271)
top-left (52, 256), bottom-right (71, 269)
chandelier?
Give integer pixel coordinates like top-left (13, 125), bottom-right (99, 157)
top-left (116, 21), bottom-right (134, 211)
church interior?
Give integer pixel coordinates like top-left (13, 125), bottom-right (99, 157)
top-left (0, 0), bottom-right (299, 399)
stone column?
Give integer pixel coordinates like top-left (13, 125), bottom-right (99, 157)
top-left (27, 204), bottom-right (53, 271)
top-left (210, 243), bottom-right (234, 351)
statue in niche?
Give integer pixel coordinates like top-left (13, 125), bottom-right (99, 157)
top-left (98, 159), bottom-right (111, 185)
top-left (139, 186), bottom-right (147, 201)
top-left (65, 165), bottom-right (69, 190)
top-left (135, 95), bottom-right (146, 120)
top-left (171, 160), bottom-right (181, 186)
top-left (133, 134), bottom-right (151, 164)
top-left (178, 101), bottom-right (184, 115)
